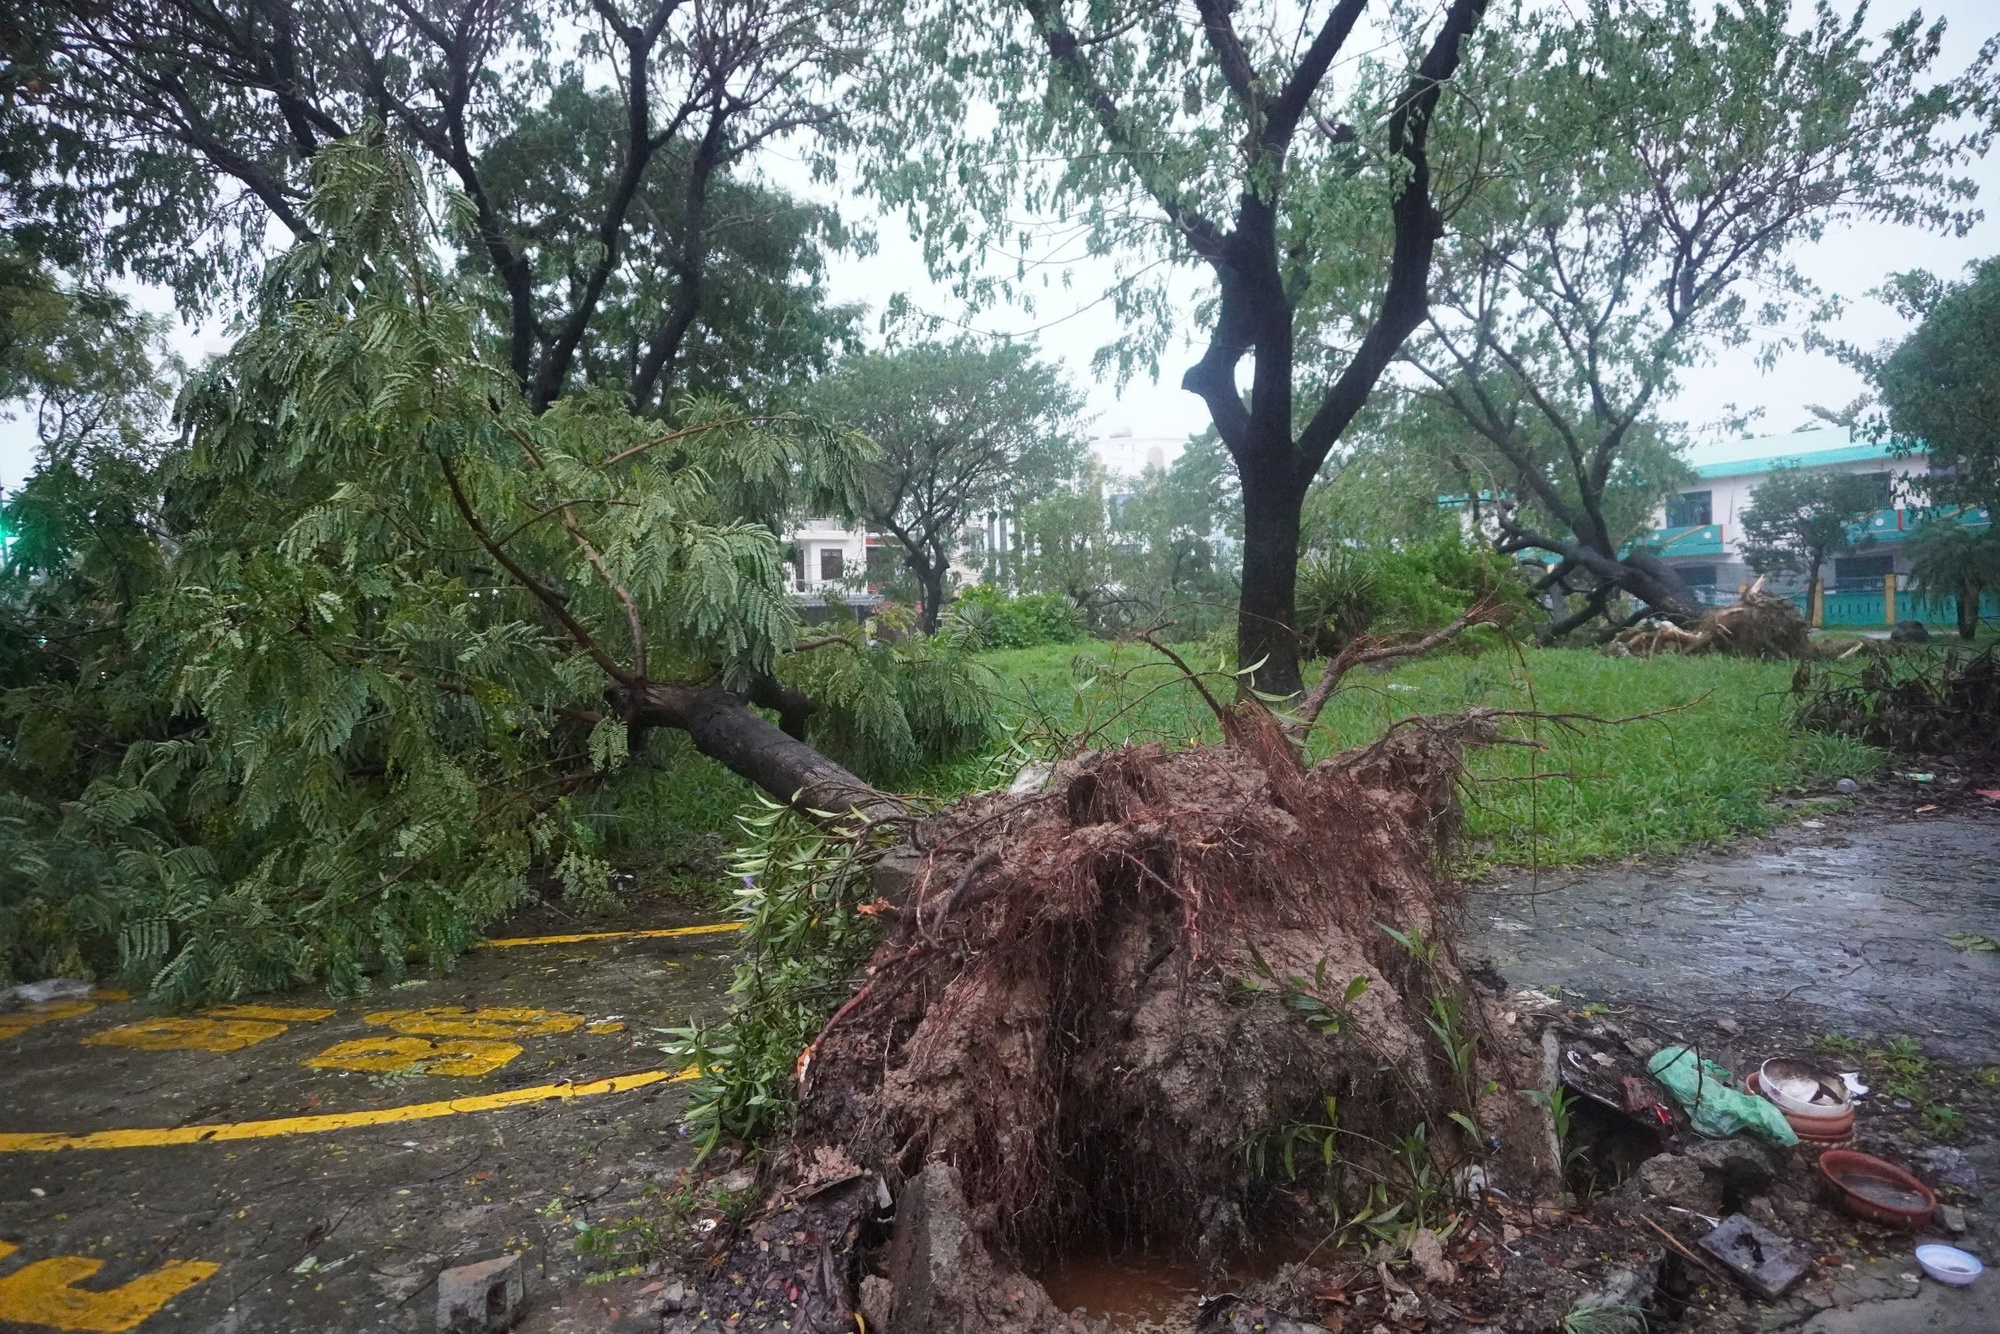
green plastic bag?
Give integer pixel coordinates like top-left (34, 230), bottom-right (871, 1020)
top-left (1646, 1046), bottom-right (1799, 1146)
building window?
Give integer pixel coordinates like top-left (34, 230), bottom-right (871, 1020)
top-left (1676, 564), bottom-right (1718, 589)
top-left (1859, 472), bottom-right (1894, 508)
top-left (820, 548), bottom-right (845, 581)
top-left (1833, 554), bottom-right (1893, 590)
top-left (1666, 491), bottom-right (1712, 527)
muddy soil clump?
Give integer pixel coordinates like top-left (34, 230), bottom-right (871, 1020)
top-left (696, 708), bottom-right (1557, 1332)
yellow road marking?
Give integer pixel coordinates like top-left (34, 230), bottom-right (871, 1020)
top-left (474, 922), bottom-right (743, 948)
top-left (0, 1241), bottom-right (217, 1332)
top-left (0, 1068), bottom-right (694, 1153)
top-left (362, 1005), bottom-right (584, 1039)
top-left (305, 1035), bottom-right (522, 1078)
top-left (201, 1004), bottom-right (335, 1022)
top-left (584, 1020), bottom-right (626, 1034)
top-left (82, 1018), bottom-right (287, 1053)
top-left (0, 1003), bottom-right (96, 1042)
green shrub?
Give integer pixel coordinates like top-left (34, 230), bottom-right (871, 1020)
top-left (948, 583), bottom-right (1086, 649)
top-left (1296, 533), bottom-right (1538, 656)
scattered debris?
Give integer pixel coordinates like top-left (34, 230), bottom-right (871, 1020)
top-left (1793, 645), bottom-right (2000, 759)
top-left (0, 978), bottom-right (93, 1009)
top-left (1914, 1243), bottom-right (1982, 1287)
top-left (1647, 1046), bottom-right (1797, 1145)
top-left (1609, 580), bottom-right (1812, 659)
top-left (1698, 1213), bottom-right (1812, 1299)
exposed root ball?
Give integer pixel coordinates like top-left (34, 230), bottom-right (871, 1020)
top-left (1609, 581), bottom-right (1812, 659)
top-left (787, 710), bottom-right (1551, 1272)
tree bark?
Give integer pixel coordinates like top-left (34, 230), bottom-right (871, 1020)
top-left (1960, 578), bottom-right (1980, 641)
top-left (1237, 467), bottom-right (1309, 695)
top-left (626, 682), bottom-right (899, 820)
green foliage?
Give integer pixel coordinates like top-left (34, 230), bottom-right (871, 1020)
top-left (1903, 520), bottom-right (2000, 639)
top-left (1, 137), bottom-right (986, 1000)
top-left (781, 620), bottom-right (996, 781)
top-left (1296, 533), bottom-right (1538, 657)
top-left (1239, 948), bottom-right (1371, 1037)
top-left (1402, 0), bottom-right (1992, 613)
top-left (667, 801), bottom-right (890, 1158)
top-left (948, 584), bottom-right (1085, 650)
top-left (1875, 257), bottom-right (2000, 516)
top-left (1738, 466), bottom-right (1887, 588)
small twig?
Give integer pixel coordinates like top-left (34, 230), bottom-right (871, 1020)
top-left (1133, 623), bottom-right (1235, 729)
top-left (1637, 1213), bottom-right (1730, 1280)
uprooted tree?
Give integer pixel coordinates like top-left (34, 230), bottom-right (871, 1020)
top-left (0, 141), bottom-right (994, 1000)
top-left (675, 629), bottom-right (1562, 1331)
top-left (1402, 0), bottom-right (1995, 635)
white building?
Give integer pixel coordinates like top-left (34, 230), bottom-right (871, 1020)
top-left (1643, 426), bottom-right (1990, 624)
top-left (783, 516), bottom-right (879, 599)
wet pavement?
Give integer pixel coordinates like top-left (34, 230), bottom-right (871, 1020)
top-left (0, 920), bottom-right (735, 1333)
top-left (1465, 810), bottom-right (2000, 1065)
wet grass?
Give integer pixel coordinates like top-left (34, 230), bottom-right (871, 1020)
top-left (920, 640), bottom-right (1883, 871)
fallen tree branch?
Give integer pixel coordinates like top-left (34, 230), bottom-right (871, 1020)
top-left (1295, 600), bottom-right (1506, 734)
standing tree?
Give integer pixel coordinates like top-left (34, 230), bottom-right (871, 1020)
top-left (1737, 466), bottom-right (1886, 612)
top-left (871, 0), bottom-right (1490, 694)
top-left (11, 0), bottom-right (865, 413)
top-left (1904, 521), bottom-right (1999, 640)
top-left (1874, 256), bottom-right (2000, 516)
top-left (1401, 0), bottom-right (1996, 636)
top-left (804, 342), bottom-right (1085, 630)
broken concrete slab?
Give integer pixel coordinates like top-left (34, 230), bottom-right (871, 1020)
top-left (1799, 1277), bottom-right (2000, 1333)
top-left (437, 1253), bottom-right (526, 1332)
top-left (1700, 1213), bottom-right (1811, 1301)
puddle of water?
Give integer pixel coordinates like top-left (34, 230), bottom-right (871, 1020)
top-left (1838, 1173), bottom-right (1930, 1212)
top-left (1038, 1248), bottom-right (1201, 1325)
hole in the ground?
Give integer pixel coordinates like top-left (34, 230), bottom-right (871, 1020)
top-left (1563, 1092), bottom-right (1667, 1196)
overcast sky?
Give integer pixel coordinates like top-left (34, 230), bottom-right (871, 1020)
top-left (4, 0), bottom-right (1995, 492)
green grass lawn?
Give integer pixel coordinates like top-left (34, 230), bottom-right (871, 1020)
top-left (925, 640), bottom-right (1881, 871)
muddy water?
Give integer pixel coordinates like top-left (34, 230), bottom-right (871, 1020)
top-left (1038, 1248), bottom-right (1203, 1325)
top-left (1465, 810), bottom-right (2000, 1063)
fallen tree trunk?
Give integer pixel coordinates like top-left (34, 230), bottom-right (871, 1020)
top-left (619, 680), bottom-right (902, 822)
top-left (690, 704), bottom-right (1560, 1332)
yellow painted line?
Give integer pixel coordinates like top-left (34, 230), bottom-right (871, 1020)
top-left (0, 1068), bottom-right (695, 1154)
top-left (82, 1017), bottom-right (289, 1053)
top-left (364, 1005), bottom-right (584, 1039)
top-left (474, 922), bottom-right (742, 949)
top-left (202, 1004), bottom-right (335, 1022)
top-left (305, 1035), bottom-right (523, 1078)
top-left (0, 1241), bottom-right (217, 1332)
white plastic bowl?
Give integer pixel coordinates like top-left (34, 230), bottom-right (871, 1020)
top-left (1916, 1244), bottom-right (1983, 1287)
top-left (1759, 1058), bottom-right (1851, 1118)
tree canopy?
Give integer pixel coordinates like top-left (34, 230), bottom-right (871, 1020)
top-left (1737, 464), bottom-right (1886, 601)
top-left (1, 140), bottom-right (989, 997)
top-left (802, 341), bottom-right (1085, 630)
top-left (7, 0), bottom-right (866, 411)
